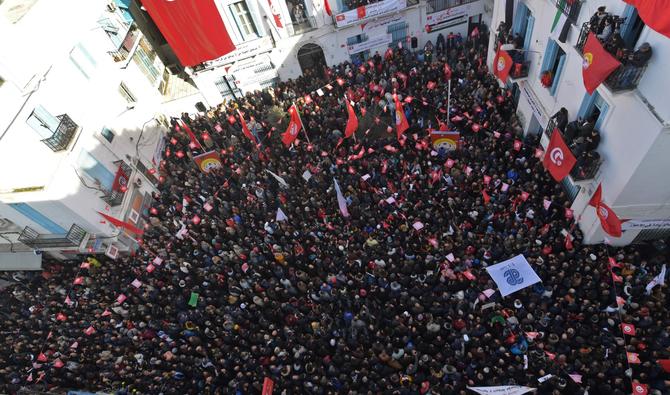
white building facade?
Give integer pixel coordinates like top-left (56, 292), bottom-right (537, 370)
top-left (487, 0), bottom-right (670, 245)
top-left (179, 0), bottom-right (494, 104)
top-left (0, 0), bottom-right (178, 269)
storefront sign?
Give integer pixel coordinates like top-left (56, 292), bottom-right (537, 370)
top-left (335, 0), bottom-right (406, 28)
top-left (347, 35), bottom-right (392, 55)
top-left (425, 0), bottom-right (484, 30)
top-left (521, 82), bottom-right (548, 127)
top-left (622, 219), bottom-right (670, 230)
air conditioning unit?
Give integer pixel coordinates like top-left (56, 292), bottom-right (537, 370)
top-left (107, 2), bottom-right (117, 12)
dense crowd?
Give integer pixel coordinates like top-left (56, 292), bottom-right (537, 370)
top-left (1, 34), bottom-right (669, 395)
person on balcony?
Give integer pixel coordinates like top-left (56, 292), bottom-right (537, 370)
top-left (604, 28), bottom-right (625, 59)
top-left (585, 128), bottom-right (601, 152)
top-left (597, 17), bottom-right (613, 42)
top-left (551, 107), bottom-right (569, 133)
top-left (620, 43), bottom-right (652, 89)
top-left (589, 6), bottom-right (610, 35)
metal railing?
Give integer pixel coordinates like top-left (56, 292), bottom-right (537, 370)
top-left (544, 118), bottom-right (559, 139)
top-left (575, 22), bottom-right (590, 54)
top-left (554, 0), bottom-right (582, 24)
top-left (544, 120), bottom-right (601, 181)
top-left (41, 114), bottom-right (78, 152)
top-left (101, 160), bottom-right (133, 206)
top-left (510, 60), bottom-right (531, 79)
top-left (286, 16), bottom-right (317, 36)
top-left (18, 224), bottom-right (87, 249)
top-left (604, 63), bottom-right (647, 92)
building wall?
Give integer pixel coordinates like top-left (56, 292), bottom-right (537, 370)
top-left (0, 0), bottom-right (168, 263)
top-left (488, 0), bottom-right (670, 245)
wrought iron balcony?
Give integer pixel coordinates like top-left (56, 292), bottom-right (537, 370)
top-left (604, 63), bottom-right (647, 92)
top-left (554, 0), bottom-right (582, 24)
top-left (575, 22), bottom-right (590, 54)
top-left (18, 224), bottom-right (88, 249)
top-left (41, 114), bottom-right (78, 152)
top-left (101, 190), bottom-right (124, 206)
top-left (510, 60), bottom-right (531, 80)
top-left (544, 120), bottom-right (601, 182)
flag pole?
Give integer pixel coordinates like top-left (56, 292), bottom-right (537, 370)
top-left (446, 79), bottom-right (451, 128)
top-left (293, 103), bottom-right (311, 144)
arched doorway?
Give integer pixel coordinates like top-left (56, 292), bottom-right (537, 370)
top-left (297, 43), bottom-right (326, 77)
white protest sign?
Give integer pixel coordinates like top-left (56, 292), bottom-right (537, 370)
top-left (485, 255), bottom-right (541, 297)
top-left (467, 385), bottom-right (536, 395)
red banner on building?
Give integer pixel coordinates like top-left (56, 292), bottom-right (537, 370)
top-left (140, 0), bottom-right (236, 66)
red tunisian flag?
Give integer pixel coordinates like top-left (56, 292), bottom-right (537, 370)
top-left (281, 105), bottom-right (303, 146)
top-left (624, 0), bottom-right (670, 39)
top-left (139, 0), bottom-right (236, 67)
top-left (267, 0), bottom-right (283, 28)
top-left (543, 129), bottom-right (576, 181)
top-left (582, 32), bottom-right (621, 94)
top-left (493, 49), bottom-right (513, 82)
top-left (393, 94), bottom-right (409, 140)
top-left (588, 184), bottom-right (622, 238)
top-left (98, 212), bottom-right (144, 235)
top-left (344, 99), bottom-right (358, 138)
top-left (180, 120), bottom-right (202, 149)
top-left (324, 0), bottom-right (332, 16)
top-left (236, 110), bottom-right (257, 144)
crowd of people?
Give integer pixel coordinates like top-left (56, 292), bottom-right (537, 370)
top-left (1, 32), bottom-right (669, 395)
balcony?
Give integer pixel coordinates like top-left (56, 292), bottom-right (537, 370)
top-left (41, 114), bottom-right (78, 152)
top-left (286, 16), bottom-right (317, 36)
top-left (510, 60), bottom-right (531, 81)
top-left (18, 224), bottom-right (88, 249)
top-left (544, 121), bottom-right (601, 182)
top-left (553, 0), bottom-right (582, 24)
top-left (101, 160), bottom-right (133, 207)
top-left (575, 22), bottom-right (650, 92)
top-left (333, 0), bottom-right (418, 28)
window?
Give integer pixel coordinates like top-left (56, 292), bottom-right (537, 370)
top-left (132, 38), bottom-right (161, 85)
top-left (101, 127), bottom-right (115, 143)
top-left (8, 203), bottom-right (67, 234)
top-left (540, 39), bottom-right (566, 96)
top-left (70, 43), bottom-right (97, 79)
top-left (577, 91), bottom-right (609, 130)
top-left (511, 3), bottom-right (534, 51)
top-left (214, 74), bottom-right (242, 101)
top-left (118, 82), bottom-right (136, 103)
top-left (621, 5), bottom-right (645, 49)
top-left (388, 22), bottom-right (408, 49)
top-left (230, 1), bottom-right (258, 41)
top-left (77, 150), bottom-right (115, 191)
top-left (26, 105), bottom-right (59, 139)
top-left (347, 34), bottom-right (369, 64)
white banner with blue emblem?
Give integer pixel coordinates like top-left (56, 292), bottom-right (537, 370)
top-left (485, 255), bottom-right (541, 297)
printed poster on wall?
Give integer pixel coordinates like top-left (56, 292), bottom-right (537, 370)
top-left (335, 0), bottom-right (406, 27)
top-left (424, 0), bottom-right (484, 32)
top-left (347, 35), bottom-right (393, 55)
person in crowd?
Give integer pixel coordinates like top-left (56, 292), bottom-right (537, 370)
top-left (1, 31), bottom-right (668, 395)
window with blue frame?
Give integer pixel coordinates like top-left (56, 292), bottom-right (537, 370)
top-left (511, 3), bottom-right (534, 51)
top-left (347, 34), bottom-right (369, 64)
top-left (540, 39), bottom-right (566, 96)
top-left (387, 22), bottom-right (408, 49)
top-left (77, 150), bottom-right (115, 191)
top-left (620, 5), bottom-right (645, 49)
top-left (8, 203), bottom-right (67, 234)
top-left (577, 91), bottom-right (609, 129)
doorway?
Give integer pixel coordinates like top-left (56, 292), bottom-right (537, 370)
top-left (297, 43), bottom-right (326, 78)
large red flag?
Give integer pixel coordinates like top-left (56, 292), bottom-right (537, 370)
top-left (393, 94), bottom-right (409, 140)
top-left (624, 0), bottom-right (670, 39)
top-left (139, 0), bottom-right (236, 67)
top-left (324, 0), bottom-right (332, 16)
top-left (267, 0), bottom-right (283, 28)
top-left (493, 49), bottom-right (513, 82)
top-left (281, 105), bottom-right (303, 146)
top-left (236, 110), bottom-right (257, 144)
top-left (180, 121), bottom-right (202, 149)
top-left (443, 63), bottom-right (452, 81)
top-left (98, 212), bottom-right (144, 235)
top-left (582, 32), bottom-right (621, 94)
top-left (543, 129), bottom-right (576, 181)
top-left (344, 99), bottom-right (358, 138)
top-left (588, 184), bottom-right (622, 237)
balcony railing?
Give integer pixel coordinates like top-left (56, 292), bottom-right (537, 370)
top-left (575, 22), bottom-right (590, 54)
top-left (101, 160), bottom-right (133, 206)
top-left (544, 121), bottom-right (601, 181)
top-left (41, 114), bottom-right (78, 152)
top-left (510, 60), bottom-right (531, 80)
top-left (18, 224), bottom-right (88, 249)
top-left (286, 16), bottom-right (317, 36)
top-left (554, 0), bottom-right (582, 24)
